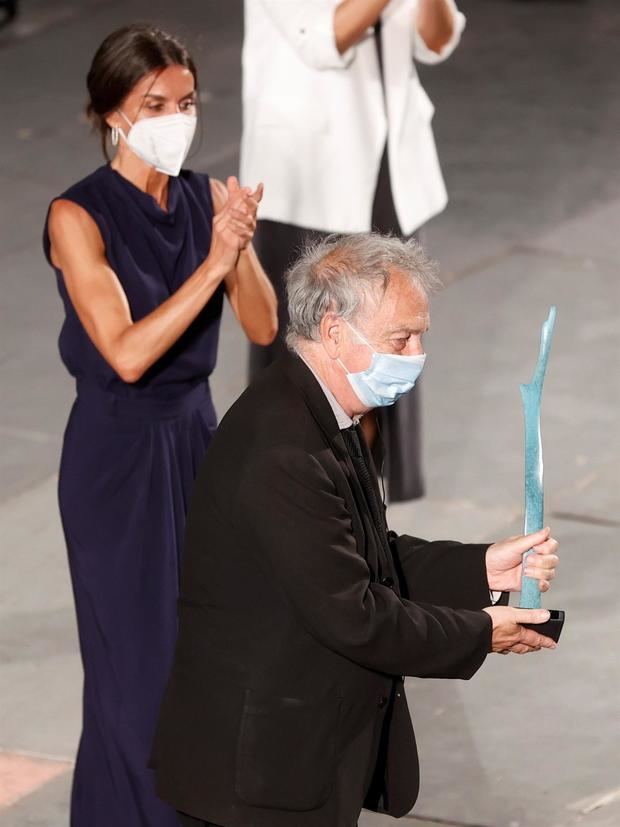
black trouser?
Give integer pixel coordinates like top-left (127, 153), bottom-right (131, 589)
top-left (0, 0), bottom-right (17, 22)
top-left (178, 814), bottom-right (361, 827)
top-left (178, 813), bottom-right (221, 827)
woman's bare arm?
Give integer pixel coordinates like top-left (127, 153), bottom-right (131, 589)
top-left (48, 186), bottom-right (255, 383)
top-left (333, 0), bottom-right (391, 55)
top-left (211, 178), bottom-right (278, 347)
top-left (416, 0), bottom-right (455, 54)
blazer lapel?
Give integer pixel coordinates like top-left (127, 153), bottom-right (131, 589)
top-left (281, 352), bottom-right (397, 588)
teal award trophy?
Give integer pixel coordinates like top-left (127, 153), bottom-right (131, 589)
top-left (519, 307), bottom-right (565, 641)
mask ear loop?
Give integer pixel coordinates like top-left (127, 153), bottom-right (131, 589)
top-left (186, 95), bottom-right (203, 163)
top-left (115, 110), bottom-right (133, 146)
top-left (344, 319), bottom-right (374, 351)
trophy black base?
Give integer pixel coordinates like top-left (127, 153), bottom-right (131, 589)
top-left (522, 609), bottom-right (565, 642)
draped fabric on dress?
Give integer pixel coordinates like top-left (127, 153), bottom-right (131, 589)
top-left (43, 165), bottom-right (223, 827)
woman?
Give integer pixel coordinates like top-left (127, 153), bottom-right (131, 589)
top-left (43, 24), bottom-right (277, 827)
top-left (241, 0), bottom-right (465, 501)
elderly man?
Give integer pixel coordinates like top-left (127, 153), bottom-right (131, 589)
top-left (151, 234), bottom-right (560, 827)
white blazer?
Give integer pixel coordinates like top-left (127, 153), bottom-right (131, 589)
top-left (240, 0), bottom-right (465, 235)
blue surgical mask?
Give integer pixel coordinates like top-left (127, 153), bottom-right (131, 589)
top-left (339, 321), bottom-right (426, 408)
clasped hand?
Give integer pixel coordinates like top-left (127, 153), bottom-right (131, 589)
top-left (483, 527), bottom-right (560, 656)
top-left (210, 176), bottom-right (263, 273)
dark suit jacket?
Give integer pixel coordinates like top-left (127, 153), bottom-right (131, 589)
top-left (151, 351), bottom-right (497, 827)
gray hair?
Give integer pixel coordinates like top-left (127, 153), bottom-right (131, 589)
top-left (285, 232), bottom-right (441, 349)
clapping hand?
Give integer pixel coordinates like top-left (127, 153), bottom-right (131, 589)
top-left (210, 176), bottom-right (263, 274)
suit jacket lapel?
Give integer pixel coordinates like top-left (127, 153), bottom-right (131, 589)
top-left (281, 351), bottom-right (397, 588)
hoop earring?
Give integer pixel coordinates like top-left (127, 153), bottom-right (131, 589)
top-left (110, 126), bottom-right (119, 147)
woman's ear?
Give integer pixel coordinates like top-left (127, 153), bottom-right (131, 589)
top-left (104, 112), bottom-right (122, 132)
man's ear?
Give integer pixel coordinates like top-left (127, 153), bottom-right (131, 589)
top-left (320, 313), bottom-right (342, 359)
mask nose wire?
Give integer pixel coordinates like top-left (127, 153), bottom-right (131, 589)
top-left (116, 104), bottom-right (189, 128)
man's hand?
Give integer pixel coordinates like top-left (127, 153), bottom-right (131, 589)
top-left (483, 606), bottom-right (557, 654)
top-left (486, 527), bottom-right (559, 593)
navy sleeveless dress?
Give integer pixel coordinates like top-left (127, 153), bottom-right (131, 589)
top-left (43, 164), bottom-right (223, 826)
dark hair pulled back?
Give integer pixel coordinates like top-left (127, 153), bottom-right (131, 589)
top-left (86, 23), bottom-right (198, 160)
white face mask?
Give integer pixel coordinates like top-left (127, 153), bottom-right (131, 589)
top-left (117, 110), bottom-right (197, 176)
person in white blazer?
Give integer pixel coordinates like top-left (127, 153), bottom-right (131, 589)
top-left (241, 0), bottom-right (465, 502)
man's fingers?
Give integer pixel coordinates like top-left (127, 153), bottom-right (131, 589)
top-left (490, 527), bottom-right (553, 561)
top-left (514, 609), bottom-right (550, 625)
top-left (531, 538), bottom-right (559, 556)
top-left (523, 564), bottom-right (556, 580)
top-left (512, 527), bottom-right (551, 554)
top-left (519, 626), bottom-right (556, 650)
top-left (524, 546), bottom-right (559, 590)
top-left (488, 606), bottom-right (558, 654)
top-left (509, 643), bottom-right (539, 655)
top-left (529, 550), bottom-right (559, 568)
top-left (512, 609), bottom-right (557, 647)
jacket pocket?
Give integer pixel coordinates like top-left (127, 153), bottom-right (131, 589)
top-left (235, 688), bottom-right (341, 811)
